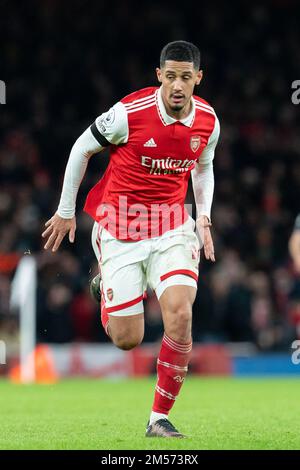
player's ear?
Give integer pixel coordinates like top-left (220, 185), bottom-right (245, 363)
top-left (195, 70), bottom-right (203, 86)
top-left (156, 67), bottom-right (162, 83)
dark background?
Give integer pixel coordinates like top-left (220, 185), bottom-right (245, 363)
top-left (1, 0), bottom-right (300, 350)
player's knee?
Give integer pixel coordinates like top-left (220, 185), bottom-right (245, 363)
top-left (114, 338), bottom-right (141, 351)
top-left (165, 304), bottom-right (192, 341)
top-left (177, 306), bottom-right (192, 323)
top-left (108, 313), bottom-right (144, 350)
top-left (170, 304), bottom-right (192, 326)
top-left (112, 332), bottom-right (143, 351)
top-left (175, 311), bottom-right (192, 337)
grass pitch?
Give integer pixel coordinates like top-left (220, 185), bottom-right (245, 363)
top-left (0, 376), bottom-right (299, 450)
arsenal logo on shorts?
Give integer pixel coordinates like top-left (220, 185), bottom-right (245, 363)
top-left (107, 288), bottom-right (113, 301)
top-left (190, 135), bottom-right (201, 153)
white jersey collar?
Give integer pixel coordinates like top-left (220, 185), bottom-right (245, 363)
top-left (156, 86), bottom-right (195, 127)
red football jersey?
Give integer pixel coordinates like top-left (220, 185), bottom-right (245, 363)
top-left (84, 86), bottom-right (219, 240)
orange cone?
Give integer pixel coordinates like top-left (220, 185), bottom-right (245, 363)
top-left (9, 344), bottom-right (59, 384)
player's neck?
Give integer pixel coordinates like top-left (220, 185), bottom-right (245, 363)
top-left (163, 97), bottom-right (192, 121)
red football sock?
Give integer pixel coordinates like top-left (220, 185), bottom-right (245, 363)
top-left (152, 333), bottom-right (192, 414)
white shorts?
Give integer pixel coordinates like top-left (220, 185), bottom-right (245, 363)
top-left (91, 217), bottom-right (200, 317)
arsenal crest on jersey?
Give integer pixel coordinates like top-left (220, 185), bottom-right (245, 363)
top-left (107, 288), bottom-right (113, 301)
top-left (190, 135), bottom-right (201, 153)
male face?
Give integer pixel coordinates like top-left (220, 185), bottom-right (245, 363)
top-left (156, 60), bottom-right (203, 114)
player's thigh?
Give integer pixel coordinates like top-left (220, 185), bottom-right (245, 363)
top-left (148, 225), bottom-right (199, 340)
top-left (98, 227), bottom-right (147, 341)
top-left (159, 284), bottom-right (197, 313)
top-left (101, 258), bottom-right (146, 312)
top-left (148, 224), bottom-right (199, 302)
top-left (102, 261), bottom-right (145, 345)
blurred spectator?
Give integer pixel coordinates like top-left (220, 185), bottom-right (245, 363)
top-left (37, 282), bottom-right (74, 343)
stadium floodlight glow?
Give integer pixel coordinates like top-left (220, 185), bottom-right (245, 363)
top-left (0, 80), bottom-right (6, 104)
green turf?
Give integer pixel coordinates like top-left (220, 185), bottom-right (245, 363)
top-left (0, 376), bottom-right (299, 450)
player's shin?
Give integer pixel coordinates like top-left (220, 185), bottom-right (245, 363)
top-left (150, 333), bottom-right (192, 423)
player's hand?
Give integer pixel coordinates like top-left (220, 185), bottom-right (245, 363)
top-left (42, 213), bottom-right (76, 252)
top-left (196, 215), bottom-right (215, 262)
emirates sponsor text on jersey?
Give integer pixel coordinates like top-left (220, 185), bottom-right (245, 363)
top-left (141, 155), bottom-right (195, 175)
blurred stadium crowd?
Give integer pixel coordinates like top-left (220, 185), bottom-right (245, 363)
top-left (1, 0), bottom-right (300, 351)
